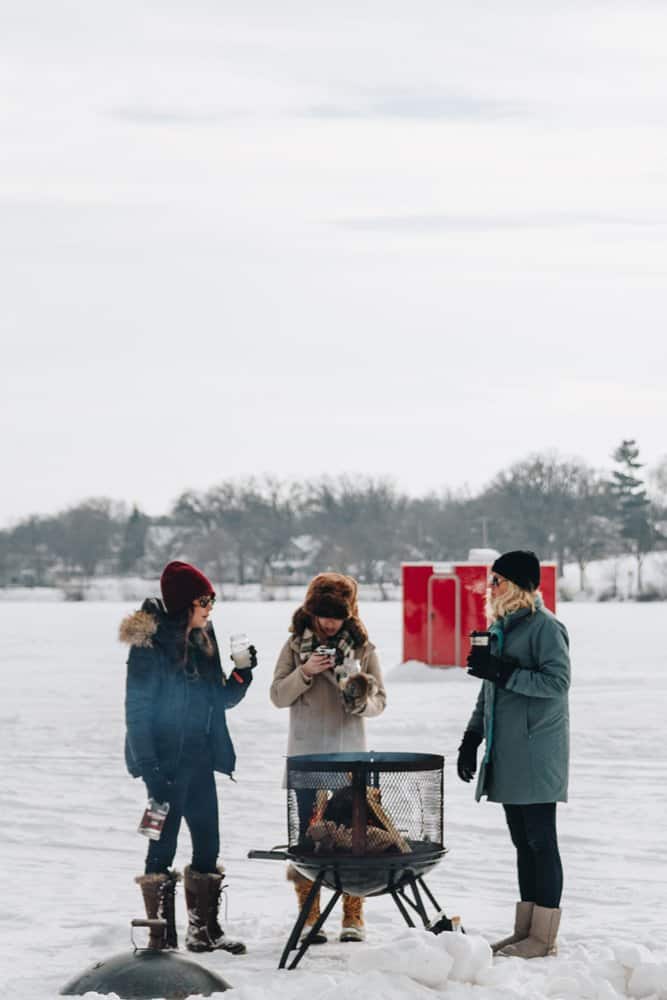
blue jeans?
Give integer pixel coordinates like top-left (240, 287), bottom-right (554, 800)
top-left (503, 803), bottom-right (563, 909)
top-left (145, 750), bottom-right (219, 874)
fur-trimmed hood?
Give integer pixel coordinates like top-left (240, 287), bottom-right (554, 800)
top-left (119, 598), bottom-right (168, 648)
top-left (119, 598), bottom-right (217, 660)
top-left (119, 605), bottom-right (160, 648)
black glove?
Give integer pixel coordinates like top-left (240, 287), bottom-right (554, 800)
top-left (466, 649), bottom-right (519, 688)
top-left (457, 730), bottom-right (483, 782)
top-left (141, 765), bottom-right (173, 805)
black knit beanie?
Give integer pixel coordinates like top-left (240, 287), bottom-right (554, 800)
top-left (491, 550), bottom-right (541, 591)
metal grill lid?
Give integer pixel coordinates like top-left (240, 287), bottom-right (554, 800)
top-left (287, 751), bottom-right (444, 772)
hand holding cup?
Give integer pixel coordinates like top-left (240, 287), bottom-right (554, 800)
top-left (230, 633), bottom-right (257, 670)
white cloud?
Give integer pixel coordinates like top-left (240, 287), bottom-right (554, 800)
top-left (1, 1), bottom-right (666, 522)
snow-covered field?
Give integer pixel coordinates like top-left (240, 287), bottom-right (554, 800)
top-left (1, 601), bottom-right (665, 999)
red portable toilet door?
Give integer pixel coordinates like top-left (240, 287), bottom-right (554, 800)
top-left (427, 574), bottom-right (461, 667)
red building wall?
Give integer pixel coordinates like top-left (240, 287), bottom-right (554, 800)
top-left (402, 561), bottom-right (557, 667)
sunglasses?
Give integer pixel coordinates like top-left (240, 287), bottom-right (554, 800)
top-left (489, 575), bottom-right (503, 589)
top-left (194, 595), bottom-right (216, 609)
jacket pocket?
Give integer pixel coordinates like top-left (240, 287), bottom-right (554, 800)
top-left (292, 700), bottom-right (305, 739)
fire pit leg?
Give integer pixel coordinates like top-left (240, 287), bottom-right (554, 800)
top-left (409, 878), bottom-right (429, 924)
top-left (389, 886), bottom-right (416, 928)
top-left (278, 871), bottom-right (327, 970)
top-left (416, 877), bottom-right (461, 934)
top-left (389, 874), bottom-right (458, 934)
top-left (287, 887), bottom-right (342, 971)
top-left (416, 877), bottom-right (444, 916)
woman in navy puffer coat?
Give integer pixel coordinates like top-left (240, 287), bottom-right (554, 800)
top-left (120, 561), bottom-right (254, 955)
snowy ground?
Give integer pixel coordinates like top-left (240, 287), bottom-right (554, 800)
top-left (1, 601), bottom-right (665, 999)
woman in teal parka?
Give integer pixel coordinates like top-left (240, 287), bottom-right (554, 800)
top-left (457, 550), bottom-right (570, 960)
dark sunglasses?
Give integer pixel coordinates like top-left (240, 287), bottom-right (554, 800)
top-left (489, 575), bottom-right (503, 588)
top-left (194, 595), bottom-right (216, 609)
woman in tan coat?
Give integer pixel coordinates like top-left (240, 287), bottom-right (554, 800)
top-left (270, 573), bottom-right (386, 943)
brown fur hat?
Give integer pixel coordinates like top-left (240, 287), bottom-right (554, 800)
top-left (290, 572), bottom-right (368, 645)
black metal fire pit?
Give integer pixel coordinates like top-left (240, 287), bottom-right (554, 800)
top-left (250, 752), bottom-right (460, 969)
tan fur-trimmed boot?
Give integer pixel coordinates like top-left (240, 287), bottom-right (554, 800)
top-left (499, 905), bottom-right (561, 959)
top-left (135, 871), bottom-right (180, 949)
top-left (340, 894), bottom-right (365, 942)
top-left (287, 864), bottom-right (327, 944)
top-left (184, 866), bottom-right (246, 955)
top-left (491, 901), bottom-right (534, 953)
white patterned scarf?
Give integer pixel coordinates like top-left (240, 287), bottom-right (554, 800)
top-left (297, 626), bottom-right (357, 664)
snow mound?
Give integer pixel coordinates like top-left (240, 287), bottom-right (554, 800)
top-left (628, 962), bottom-right (667, 999)
top-left (386, 659), bottom-right (468, 684)
top-left (0, 586), bottom-right (64, 601)
top-left (437, 929), bottom-right (493, 982)
top-left (347, 929), bottom-right (491, 988)
top-left (345, 932), bottom-right (667, 998)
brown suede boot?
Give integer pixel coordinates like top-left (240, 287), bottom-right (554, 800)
top-left (491, 901), bottom-right (534, 953)
top-left (340, 894), bottom-right (365, 942)
top-left (184, 866), bottom-right (246, 955)
top-left (499, 905), bottom-right (561, 958)
top-left (287, 864), bottom-right (327, 944)
top-left (135, 871), bottom-right (180, 949)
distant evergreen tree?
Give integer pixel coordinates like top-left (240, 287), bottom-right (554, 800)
top-left (609, 439), bottom-right (656, 594)
top-left (118, 505), bottom-right (150, 574)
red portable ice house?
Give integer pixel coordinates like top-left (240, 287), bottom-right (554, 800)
top-left (402, 554), bottom-right (557, 668)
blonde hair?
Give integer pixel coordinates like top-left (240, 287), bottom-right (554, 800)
top-left (486, 582), bottom-right (539, 623)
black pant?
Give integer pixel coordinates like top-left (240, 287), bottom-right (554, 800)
top-left (145, 752), bottom-right (219, 875)
top-left (503, 803), bottom-right (563, 909)
top-left (296, 789), bottom-right (317, 843)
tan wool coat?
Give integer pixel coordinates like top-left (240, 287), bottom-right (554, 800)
top-left (270, 637), bottom-right (387, 758)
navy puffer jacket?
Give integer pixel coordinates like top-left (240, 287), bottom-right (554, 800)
top-left (120, 599), bottom-right (252, 779)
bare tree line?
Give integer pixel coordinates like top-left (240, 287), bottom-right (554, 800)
top-left (2, 441), bottom-right (665, 597)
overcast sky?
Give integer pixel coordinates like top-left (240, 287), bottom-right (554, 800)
top-left (2, 1), bottom-right (666, 526)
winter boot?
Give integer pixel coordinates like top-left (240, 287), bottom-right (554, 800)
top-left (184, 866), bottom-right (247, 955)
top-left (135, 871), bottom-right (180, 949)
top-left (340, 894), bottom-right (365, 942)
top-left (498, 905), bottom-right (561, 959)
top-left (287, 864), bottom-right (327, 945)
top-left (491, 901), bottom-right (534, 953)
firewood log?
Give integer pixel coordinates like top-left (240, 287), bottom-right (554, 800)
top-left (307, 819), bottom-right (401, 855)
top-left (366, 788), bottom-right (411, 854)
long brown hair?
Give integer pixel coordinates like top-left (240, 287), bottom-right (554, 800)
top-left (168, 606), bottom-right (215, 664)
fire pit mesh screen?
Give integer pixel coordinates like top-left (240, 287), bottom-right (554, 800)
top-left (287, 752), bottom-right (444, 857)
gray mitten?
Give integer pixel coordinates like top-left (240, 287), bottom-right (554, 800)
top-left (342, 672), bottom-right (376, 715)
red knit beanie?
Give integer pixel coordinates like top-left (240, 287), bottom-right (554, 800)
top-left (160, 561), bottom-right (215, 614)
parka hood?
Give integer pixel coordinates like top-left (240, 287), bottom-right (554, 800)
top-left (119, 599), bottom-right (164, 647)
top-left (119, 598), bottom-right (217, 657)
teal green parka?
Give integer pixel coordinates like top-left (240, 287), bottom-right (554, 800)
top-left (466, 600), bottom-right (570, 805)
